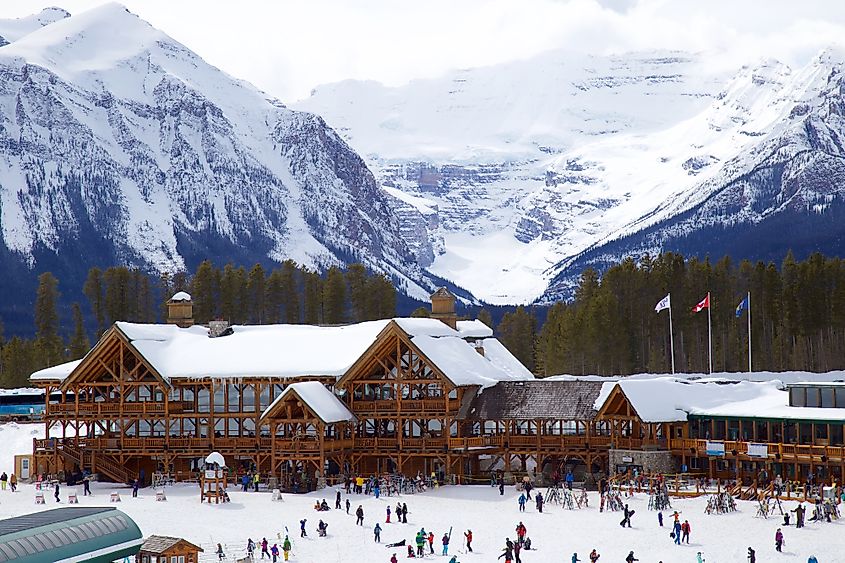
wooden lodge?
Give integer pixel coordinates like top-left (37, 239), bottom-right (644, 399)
top-left (136, 535), bottom-right (202, 563)
top-left (29, 288), bottom-right (845, 490)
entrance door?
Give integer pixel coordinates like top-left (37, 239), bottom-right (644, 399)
top-left (20, 458), bottom-right (30, 480)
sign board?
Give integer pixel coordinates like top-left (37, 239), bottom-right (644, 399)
top-left (622, 455), bottom-right (633, 463)
top-left (204, 469), bottom-right (221, 479)
top-left (747, 443), bottom-right (768, 458)
top-left (705, 441), bottom-right (725, 456)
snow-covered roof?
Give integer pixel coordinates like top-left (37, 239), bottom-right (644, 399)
top-left (595, 375), bottom-right (845, 423)
top-left (170, 291), bottom-right (191, 302)
top-left (30, 317), bottom-right (532, 389)
top-left (117, 321), bottom-right (391, 380)
top-left (456, 320), bottom-right (494, 338)
top-left (261, 381), bottom-right (355, 424)
top-left (205, 452), bottom-right (226, 467)
top-left (30, 360), bottom-right (82, 381)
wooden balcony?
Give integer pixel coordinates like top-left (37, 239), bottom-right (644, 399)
top-left (47, 401), bottom-right (190, 417)
top-left (671, 438), bottom-right (845, 462)
top-left (351, 398), bottom-right (449, 414)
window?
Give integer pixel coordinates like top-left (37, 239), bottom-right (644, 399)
top-left (821, 387), bottom-right (835, 408)
top-left (806, 388), bottom-right (820, 408)
top-left (791, 388), bottom-right (806, 407)
top-left (837, 389), bottom-right (845, 408)
top-left (172, 556), bottom-right (178, 563)
top-left (815, 424), bottom-right (828, 441)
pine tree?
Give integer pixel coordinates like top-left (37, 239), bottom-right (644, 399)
top-left (69, 303), bottom-right (90, 359)
top-left (322, 267), bottom-right (346, 324)
top-left (411, 307), bottom-right (430, 317)
top-left (345, 264), bottom-right (368, 322)
top-left (34, 272), bottom-right (63, 367)
top-left (366, 274), bottom-right (396, 319)
top-left (497, 306), bottom-right (537, 373)
top-left (303, 270), bottom-right (323, 324)
top-left (280, 260), bottom-right (301, 324)
top-left (83, 267), bottom-right (106, 336)
top-left (477, 309), bottom-right (493, 330)
top-left (247, 264), bottom-right (266, 324)
top-left (191, 260), bottom-right (218, 324)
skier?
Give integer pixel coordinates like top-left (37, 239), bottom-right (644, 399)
top-left (216, 543), bottom-right (225, 561)
top-left (518, 493), bottom-right (527, 512)
top-left (775, 528), bottom-right (784, 552)
top-left (346, 498), bottom-right (351, 514)
top-left (415, 530), bottom-right (425, 557)
top-left (672, 520), bottom-right (681, 545)
top-left (300, 518), bottom-right (307, 537)
top-left (374, 523), bottom-right (382, 543)
top-left (515, 522), bottom-right (527, 544)
top-left (572, 554), bottom-right (581, 563)
top-left (270, 543), bottom-right (279, 563)
top-left (498, 543), bottom-right (513, 563)
top-left (246, 538), bottom-right (255, 558)
top-left (336, 489), bottom-right (342, 509)
top-left (402, 502), bottom-right (409, 523)
top-left (681, 520), bottom-right (691, 544)
top-left (428, 531), bottom-right (435, 554)
top-left (282, 537), bottom-right (291, 561)
top-left (657, 511), bottom-right (663, 527)
top-left (317, 519), bottom-right (328, 537)
top-left (356, 505), bottom-right (365, 526)
top-left (625, 551), bottom-right (639, 563)
top-left (441, 532), bottom-right (450, 556)
top-left (261, 537), bottom-right (269, 559)
top-left (464, 529), bottom-right (473, 552)
top-left (535, 492), bottom-right (544, 513)
top-left (793, 503), bottom-right (806, 528)
top-left (589, 548), bottom-right (600, 562)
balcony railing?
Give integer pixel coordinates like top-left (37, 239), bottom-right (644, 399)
top-left (351, 398), bottom-right (449, 413)
top-left (671, 438), bottom-right (845, 461)
top-left (47, 401), bottom-right (190, 416)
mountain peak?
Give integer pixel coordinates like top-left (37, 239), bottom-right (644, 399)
top-left (0, 5), bottom-right (70, 44)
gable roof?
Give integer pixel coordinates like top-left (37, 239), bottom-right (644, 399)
top-left (260, 381), bottom-right (355, 425)
top-left (29, 317), bottom-right (530, 390)
top-left (458, 380), bottom-right (603, 420)
top-left (140, 535), bottom-right (203, 554)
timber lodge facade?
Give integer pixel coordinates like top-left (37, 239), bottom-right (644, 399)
top-left (29, 289), bottom-right (845, 488)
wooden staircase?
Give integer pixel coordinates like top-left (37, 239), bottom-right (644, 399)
top-left (58, 441), bottom-right (132, 484)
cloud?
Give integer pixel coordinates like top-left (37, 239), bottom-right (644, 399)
top-left (2, 0), bottom-right (845, 102)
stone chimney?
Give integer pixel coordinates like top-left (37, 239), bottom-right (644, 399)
top-left (430, 287), bottom-right (457, 330)
top-left (208, 319), bottom-right (233, 338)
top-left (166, 291), bottom-right (194, 328)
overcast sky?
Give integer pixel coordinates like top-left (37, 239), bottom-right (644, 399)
top-left (3, 0), bottom-right (845, 102)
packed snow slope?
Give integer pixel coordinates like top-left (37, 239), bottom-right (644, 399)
top-left (0, 3), bottom-right (440, 332)
top-left (298, 49), bottom-right (845, 304)
top-left (0, 425), bottom-right (841, 562)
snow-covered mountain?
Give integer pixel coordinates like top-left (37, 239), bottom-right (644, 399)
top-left (297, 48), bottom-right (845, 304)
top-left (0, 3), bottom-right (438, 330)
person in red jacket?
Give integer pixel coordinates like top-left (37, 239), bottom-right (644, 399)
top-left (681, 520), bottom-right (691, 544)
top-left (390, 554), bottom-right (398, 563)
top-left (464, 530), bottom-right (473, 552)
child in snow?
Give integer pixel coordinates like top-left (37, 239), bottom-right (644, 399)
top-left (374, 523), bottom-right (382, 542)
top-left (775, 528), bottom-right (784, 552)
top-left (589, 549), bottom-right (600, 562)
top-left (625, 551), bottom-right (638, 563)
top-left (391, 554), bottom-right (398, 563)
top-left (572, 554), bottom-right (580, 563)
top-left (696, 552), bottom-right (704, 563)
top-left (270, 543), bottom-right (279, 563)
top-left (216, 543), bottom-right (224, 561)
top-left (300, 519), bottom-right (307, 537)
top-left (282, 537), bottom-right (291, 561)
top-left (518, 493), bottom-right (527, 512)
top-left (407, 545), bottom-right (416, 558)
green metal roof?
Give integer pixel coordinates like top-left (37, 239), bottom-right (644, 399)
top-left (0, 507), bottom-right (142, 563)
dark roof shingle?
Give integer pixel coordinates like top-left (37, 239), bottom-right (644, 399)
top-left (458, 380), bottom-right (603, 420)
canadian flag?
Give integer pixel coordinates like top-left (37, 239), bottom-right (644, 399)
top-left (692, 293), bottom-right (710, 313)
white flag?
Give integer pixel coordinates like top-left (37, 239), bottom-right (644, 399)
top-left (655, 293), bottom-right (671, 313)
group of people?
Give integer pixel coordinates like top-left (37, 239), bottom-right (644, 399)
top-left (244, 536), bottom-right (292, 562)
top-left (0, 472), bottom-right (17, 492)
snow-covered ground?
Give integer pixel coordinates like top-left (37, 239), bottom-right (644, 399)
top-left (0, 423), bottom-right (841, 562)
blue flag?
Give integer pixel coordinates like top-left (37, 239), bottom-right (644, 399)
top-left (735, 295), bottom-right (749, 317)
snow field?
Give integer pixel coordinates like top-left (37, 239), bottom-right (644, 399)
top-left (0, 424), bottom-right (841, 562)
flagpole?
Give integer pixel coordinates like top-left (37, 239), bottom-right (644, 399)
top-left (707, 291), bottom-right (712, 374)
top-left (668, 295), bottom-right (675, 375)
top-left (747, 291), bottom-right (752, 373)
